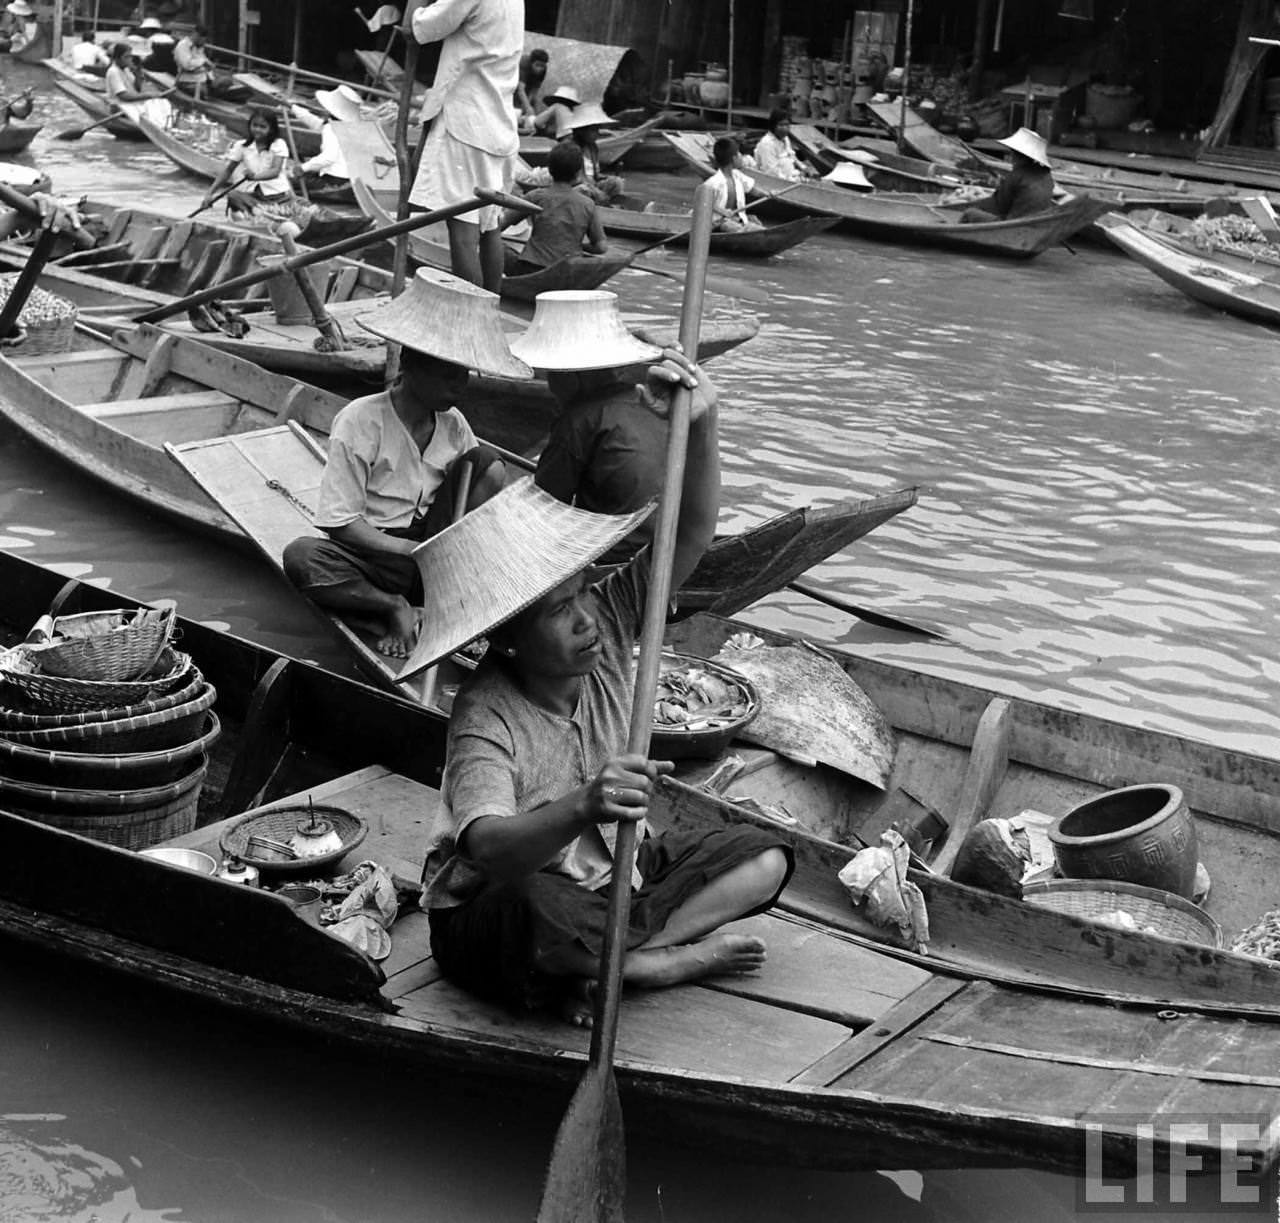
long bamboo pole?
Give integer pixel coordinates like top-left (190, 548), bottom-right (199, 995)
top-left (897, 0), bottom-right (914, 154)
top-left (204, 43), bottom-right (400, 101)
top-left (726, 0), bottom-right (734, 133)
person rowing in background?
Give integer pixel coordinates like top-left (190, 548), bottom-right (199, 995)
top-left (420, 334), bottom-right (793, 1026)
top-left (502, 142), bottom-right (607, 276)
top-left (959, 127), bottom-right (1055, 222)
top-left (707, 135), bottom-right (762, 232)
top-left (296, 85), bottom-right (362, 192)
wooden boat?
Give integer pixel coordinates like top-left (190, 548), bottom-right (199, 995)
top-left (168, 420), bottom-right (917, 697)
top-left (790, 123), bottom-right (983, 194)
top-left (595, 195), bottom-right (840, 257)
top-left (0, 119), bottom-right (40, 154)
top-left (1097, 209), bottom-right (1280, 328)
top-left (44, 58), bottom-right (146, 139)
top-left (348, 177), bottom-right (638, 301)
top-left (518, 113), bottom-right (663, 170)
top-left (136, 113), bottom-right (355, 206)
top-left (8, 23), bottom-right (50, 64)
top-left (5, 551), bottom-right (1280, 1179)
top-left (0, 201), bottom-right (757, 389)
top-left (662, 132), bottom-right (1112, 258)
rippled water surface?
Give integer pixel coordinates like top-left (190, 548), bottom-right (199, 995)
top-left (2, 60), bottom-right (1278, 1220)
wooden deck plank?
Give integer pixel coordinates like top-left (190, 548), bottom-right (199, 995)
top-left (396, 975), bottom-right (851, 1081)
top-left (385, 956), bottom-right (443, 1000)
top-left (701, 911), bottom-right (932, 1026)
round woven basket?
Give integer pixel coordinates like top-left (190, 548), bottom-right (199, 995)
top-left (0, 680), bottom-right (215, 753)
top-left (0, 277), bottom-right (77, 356)
top-left (25, 607), bottom-right (176, 681)
top-left (0, 758), bottom-right (207, 849)
top-left (649, 652), bottom-right (759, 761)
top-left (0, 646), bottom-right (195, 715)
top-left (219, 803), bottom-right (367, 876)
top-left (0, 711), bottom-right (220, 788)
top-left (0, 669), bottom-right (207, 731)
top-left (1022, 878), bottom-right (1221, 947)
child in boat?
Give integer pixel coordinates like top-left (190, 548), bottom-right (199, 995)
top-left (282, 272), bottom-right (521, 658)
top-left (419, 347), bottom-right (793, 1024)
top-left (200, 107), bottom-right (295, 221)
top-left (561, 103), bottom-right (624, 204)
top-left (960, 127), bottom-right (1056, 222)
top-left (502, 142), bottom-right (607, 275)
top-left (707, 136), bottom-right (762, 233)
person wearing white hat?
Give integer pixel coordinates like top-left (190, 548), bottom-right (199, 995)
top-left (561, 101), bottom-right (624, 203)
top-left (403, 0), bottom-right (522, 294)
top-left (297, 85), bottom-right (363, 186)
top-left (520, 290), bottom-right (707, 566)
top-left (139, 16), bottom-right (176, 73)
top-left (0, 0), bottom-right (36, 54)
top-left (530, 81), bottom-right (578, 138)
top-left (282, 268), bottom-right (529, 659)
top-left (960, 126), bottom-right (1055, 223)
top-left (419, 344), bottom-right (792, 1024)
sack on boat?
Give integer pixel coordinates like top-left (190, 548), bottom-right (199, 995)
top-left (838, 829), bottom-right (929, 953)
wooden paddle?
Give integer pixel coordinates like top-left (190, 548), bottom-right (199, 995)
top-left (279, 105), bottom-right (310, 203)
top-left (277, 221), bottom-right (346, 350)
top-left (186, 178), bottom-right (242, 219)
top-left (628, 255), bottom-right (767, 303)
top-left (132, 187), bottom-right (539, 325)
top-left (0, 183), bottom-right (96, 252)
top-left (786, 577), bottom-right (945, 638)
top-left (55, 110), bottom-right (125, 140)
top-left (536, 181), bottom-right (717, 1223)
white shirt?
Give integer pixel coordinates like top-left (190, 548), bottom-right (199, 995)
top-left (300, 124), bottom-right (349, 178)
top-left (708, 166), bottom-right (755, 224)
top-left (227, 137), bottom-right (291, 196)
top-left (316, 393), bottom-right (476, 530)
top-left (410, 0), bottom-right (522, 156)
top-left (174, 35), bottom-right (211, 82)
top-left (753, 130), bottom-right (806, 182)
top-left (71, 40), bottom-right (109, 70)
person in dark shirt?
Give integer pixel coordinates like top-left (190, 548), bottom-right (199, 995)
top-left (960, 126), bottom-right (1056, 222)
top-left (503, 142), bottom-right (607, 274)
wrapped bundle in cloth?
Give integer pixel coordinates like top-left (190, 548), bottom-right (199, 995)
top-left (0, 276), bottom-right (77, 354)
top-left (838, 829), bottom-right (929, 952)
top-left (323, 861), bottom-right (399, 961)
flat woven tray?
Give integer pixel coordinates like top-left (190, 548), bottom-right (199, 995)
top-left (1023, 878), bottom-right (1221, 947)
top-left (219, 803), bottom-right (367, 876)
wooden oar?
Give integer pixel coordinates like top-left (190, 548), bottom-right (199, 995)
top-left (536, 181), bottom-right (717, 1223)
top-left (277, 221), bottom-right (346, 351)
top-left (132, 187), bottom-right (539, 325)
top-left (55, 110), bottom-right (126, 140)
top-left (786, 577), bottom-right (945, 638)
top-left (186, 178), bottom-right (241, 219)
top-left (0, 183), bottom-right (96, 252)
top-left (628, 255), bottom-right (767, 303)
top-left (279, 105), bottom-right (310, 203)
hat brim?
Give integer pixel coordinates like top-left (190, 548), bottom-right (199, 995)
top-left (357, 294), bottom-right (532, 381)
top-left (316, 87), bottom-right (362, 123)
top-left (398, 477), bottom-right (653, 679)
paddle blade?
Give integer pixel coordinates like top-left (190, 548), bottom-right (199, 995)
top-left (537, 1063), bottom-right (625, 1223)
top-left (54, 127), bottom-right (85, 140)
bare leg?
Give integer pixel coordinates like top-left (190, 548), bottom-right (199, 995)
top-left (468, 457), bottom-right (507, 507)
top-left (641, 849), bottom-right (789, 951)
top-left (445, 216), bottom-right (482, 287)
top-left (478, 227), bottom-right (505, 294)
top-left (303, 578), bottom-right (421, 658)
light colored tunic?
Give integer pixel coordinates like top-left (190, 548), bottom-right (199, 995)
top-left (300, 123), bottom-right (349, 179)
top-left (226, 137), bottom-right (292, 197)
top-left (174, 35), bottom-right (211, 87)
top-left (315, 392), bottom-right (477, 531)
top-left (753, 130), bottom-right (806, 182)
top-left (707, 166), bottom-right (755, 227)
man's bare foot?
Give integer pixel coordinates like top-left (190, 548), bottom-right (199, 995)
top-left (626, 934), bottom-right (767, 990)
top-left (376, 602), bottom-right (423, 659)
top-left (559, 977), bottom-right (596, 1028)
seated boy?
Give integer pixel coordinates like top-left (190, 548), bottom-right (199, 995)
top-left (504, 142), bottom-right (607, 275)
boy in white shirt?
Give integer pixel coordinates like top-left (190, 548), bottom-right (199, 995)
top-left (707, 136), bottom-right (761, 232)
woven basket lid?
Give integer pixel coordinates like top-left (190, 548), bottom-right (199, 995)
top-left (397, 476), bottom-right (653, 680)
top-left (315, 84), bottom-right (362, 123)
top-left (358, 267), bottom-right (533, 380)
top-left (508, 290), bottom-right (661, 371)
top-left (563, 102), bottom-right (619, 133)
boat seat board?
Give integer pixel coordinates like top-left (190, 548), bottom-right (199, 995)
top-left (81, 390), bottom-right (243, 419)
top-left (396, 973), bottom-right (851, 1082)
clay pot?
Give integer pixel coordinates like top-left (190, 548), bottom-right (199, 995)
top-left (1050, 783), bottom-right (1198, 898)
top-left (699, 80), bottom-right (730, 108)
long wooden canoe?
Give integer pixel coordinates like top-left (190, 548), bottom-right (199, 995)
top-left (43, 58), bottom-right (146, 139)
top-left (1097, 209), bottom-right (1280, 327)
top-left (519, 113), bottom-right (664, 170)
top-left (790, 123), bottom-right (984, 194)
top-left (0, 119), bottom-right (40, 154)
top-left (664, 131), bottom-right (1113, 258)
top-left (4, 551), bottom-right (1280, 1180)
top-left (136, 114), bottom-right (355, 206)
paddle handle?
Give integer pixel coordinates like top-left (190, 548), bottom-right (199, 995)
top-left (134, 187), bottom-right (539, 324)
top-left (278, 225), bottom-right (345, 349)
top-left (0, 182), bottom-right (96, 250)
top-left (588, 182), bottom-right (716, 1071)
top-left (0, 224), bottom-right (58, 339)
top-left (280, 105), bottom-right (310, 202)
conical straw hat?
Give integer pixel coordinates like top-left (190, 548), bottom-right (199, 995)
top-left (564, 102), bottom-right (619, 133)
top-left (508, 290), bottom-right (661, 371)
top-left (822, 162), bottom-right (872, 189)
top-left (997, 126), bottom-right (1051, 168)
top-left (398, 477), bottom-right (653, 680)
top-left (315, 84), bottom-right (363, 123)
top-left (543, 85), bottom-right (580, 107)
top-left (358, 267), bottom-right (532, 380)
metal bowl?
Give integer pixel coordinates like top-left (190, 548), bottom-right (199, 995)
top-left (138, 846), bottom-right (218, 876)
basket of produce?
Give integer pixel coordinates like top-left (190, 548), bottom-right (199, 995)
top-left (0, 277), bottom-right (77, 356)
top-left (23, 606), bottom-right (176, 681)
top-left (1022, 878), bottom-right (1221, 947)
top-left (0, 645), bottom-right (195, 714)
top-left (648, 651), bottom-right (759, 760)
top-left (219, 802), bottom-right (367, 876)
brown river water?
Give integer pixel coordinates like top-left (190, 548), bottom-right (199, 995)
top-left (1, 62), bottom-right (1277, 1220)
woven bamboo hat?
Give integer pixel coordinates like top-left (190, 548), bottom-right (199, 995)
top-left (822, 162), bottom-right (872, 189)
top-left (316, 84), bottom-right (363, 123)
top-left (508, 290), bottom-right (661, 371)
top-left (543, 84), bottom-right (580, 107)
top-left (358, 267), bottom-right (532, 379)
top-left (564, 103), bottom-right (618, 134)
top-left (398, 477), bottom-right (653, 679)
top-left (138, 14), bottom-right (162, 27)
top-left (998, 126), bottom-right (1051, 168)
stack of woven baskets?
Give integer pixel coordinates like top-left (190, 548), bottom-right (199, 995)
top-left (0, 607), bottom-right (219, 848)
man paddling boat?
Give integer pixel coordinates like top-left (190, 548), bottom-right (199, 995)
top-left (960, 127), bottom-right (1056, 223)
top-left (282, 270), bottom-right (527, 657)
